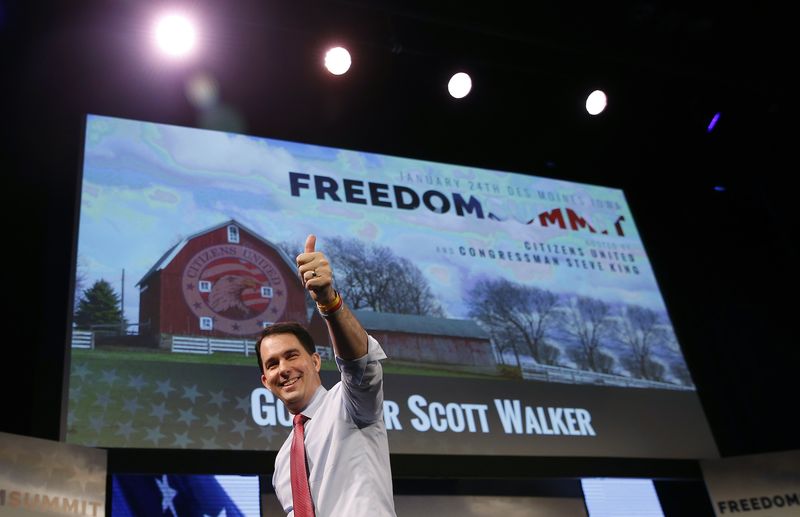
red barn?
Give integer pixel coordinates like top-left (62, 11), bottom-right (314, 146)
top-left (136, 220), bottom-right (307, 344)
top-left (309, 309), bottom-right (495, 370)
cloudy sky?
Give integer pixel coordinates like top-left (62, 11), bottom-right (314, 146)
top-left (78, 114), bottom-right (668, 325)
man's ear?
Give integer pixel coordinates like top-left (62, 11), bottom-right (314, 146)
top-left (312, 352), bottom-right (321, 373)
top-left (261, 374), bottom-right (271, 390)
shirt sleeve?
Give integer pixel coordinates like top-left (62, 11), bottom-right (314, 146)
top-left (334, 334), bottom-right (387, 426)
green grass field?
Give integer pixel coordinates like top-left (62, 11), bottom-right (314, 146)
top-left (73, 347), bottom-right (510, 380)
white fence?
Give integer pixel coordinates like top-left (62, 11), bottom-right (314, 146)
top-left (71, 330), bottom-right (95, 349)
top-left (168, 335), bottom-right (256, 356)
top-left (168, 336), bottom-right (333, 360)
top-left (316, 346), bottom-right (333, 360)
top-left (521, 362), bottom-right (691, 391)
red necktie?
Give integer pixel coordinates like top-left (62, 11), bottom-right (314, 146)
top-left (291, 414), bottom-right (315, 517)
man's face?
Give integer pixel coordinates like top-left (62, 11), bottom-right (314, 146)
top-left (259, 333), bottom-right (321, 414)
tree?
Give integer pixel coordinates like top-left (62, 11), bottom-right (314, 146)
top-left (563, 296), bottom-right (615, 373)
top-left (467, 278), bottom-right (562, 366)
top-left (277, 240), bottom-right (317, 313)
top-left (74, 279), bottom-right (125, 330)
top-left (615, 305), bottom-right (668, 381)
top-left (324, 237), bottom-right (444, 316)
top-left (72, 255), bottom-right (88, 311)
top-left (663, 327), bottom-right (695, 387)
top-left (487, 325), bottom-right (523, 366)
top-left (671, 361), bottom-right (695, 388)
top-left (277, 240), bottom-right (302, 264)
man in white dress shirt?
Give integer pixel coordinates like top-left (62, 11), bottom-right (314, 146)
top-left (257, 234), bottom-right (396, 517)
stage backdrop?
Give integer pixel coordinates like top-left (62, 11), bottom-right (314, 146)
top-left (701, 450), bottom-right (800, 516)
top-left (0, 431), bottom-right (107, 516)
top-left (63, 114), bottom-right (717, 459)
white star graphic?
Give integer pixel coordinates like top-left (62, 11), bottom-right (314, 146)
top-left (89, 414), bottom-right (106, 433)
top-left (208, 390), bottom-right (229, 408)
top-left (155, 474), bottom-right (178, 517)
top-left (177, 408), bottom-right (199, 426)
top-left (150, 402), bottom-right (172, 422)
top-left (128, 374), bottom-right (148, 391)
top-left (258, 425), bottom-right (277, 442)
top-left (115, 420), bottom-right (135, 441)
top-left (204, 413), bottom-right (223, 432)
top-left (201, 436), bottom-right (220, 449)
top-left (234, 395), bottom-right (250, 412)
top-left (93, 392), bottom-right (111, 409)
top-left (182, 384), bottom-right (202, 403)
top-left (172, 431), bottom-right (193, 449)
top-left (100, 368), bottom-right (119, 385)
top-left (144, 426), bottom-right (166, 446)
top-left (155, 379), bottom-right (176, 398)
top-left (123, 397), bottom-right (142, 415)
top-left (71, 363), bottom-right (91, 381)
top-left (70, 464), bottom-right (104, 494)
top-left (69, 385), bottom-right (83, 402)
top-left (231, 418), bottom-right (250, 438)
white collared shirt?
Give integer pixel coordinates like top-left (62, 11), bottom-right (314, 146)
top-left (272, 335), bottom-right (396, 517)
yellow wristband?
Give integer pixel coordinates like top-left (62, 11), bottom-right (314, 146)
top-left (316, 290), bottom-right (342, 313)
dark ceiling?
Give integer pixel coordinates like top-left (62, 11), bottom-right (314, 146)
top-left (4, 1), bottom-right (790, 189)
top-left (2, 0), bottom-right (796, 458)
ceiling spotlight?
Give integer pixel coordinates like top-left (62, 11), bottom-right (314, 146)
top-left (154, 13), bottom-right (197, 58)
top-left (448, 72), bottom-right (472, 99)
top-left (585, 90), bottom-right (608, 115)
top-left (707, 112), bottom-right (721, 132)
top-left (324, 47), bottom-right (352, 75)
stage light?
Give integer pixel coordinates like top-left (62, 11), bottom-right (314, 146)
top-left (153, 13), bottom-right (197, 58)
top-left (586, 89), bottom-right (607, 115)
top-left (324, 47), bottom-right (351, 75)
top-left (448, 72), bottom-right (472, 99)
top-left (707, 112), bottom-right (721, 132)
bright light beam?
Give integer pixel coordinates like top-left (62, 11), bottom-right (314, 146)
top-left (154, 13), bottom-right (197, 58)
top-left (586, 90), bottom-right (607, 115)
top-left (324, 47), bottom-right (352, 75)
top-left (448, 72), bottom-right (472, 99)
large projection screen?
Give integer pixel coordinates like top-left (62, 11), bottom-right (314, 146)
top-left (63, 114), bottom-right (717, 459)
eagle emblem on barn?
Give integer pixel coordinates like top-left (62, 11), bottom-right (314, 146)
top-left (136, 220), bottom-right (308, 341)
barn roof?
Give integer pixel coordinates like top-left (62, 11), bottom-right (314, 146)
top-left (135, 219), bottom-right (297, 287)
top-left (352, 310), bottom-right (489, 340)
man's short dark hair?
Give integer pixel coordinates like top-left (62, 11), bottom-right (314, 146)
top-left (256, 321), bottom-right (316, 374)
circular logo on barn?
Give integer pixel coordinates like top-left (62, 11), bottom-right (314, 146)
top-left (182, 244), bottom-right (288, 335)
